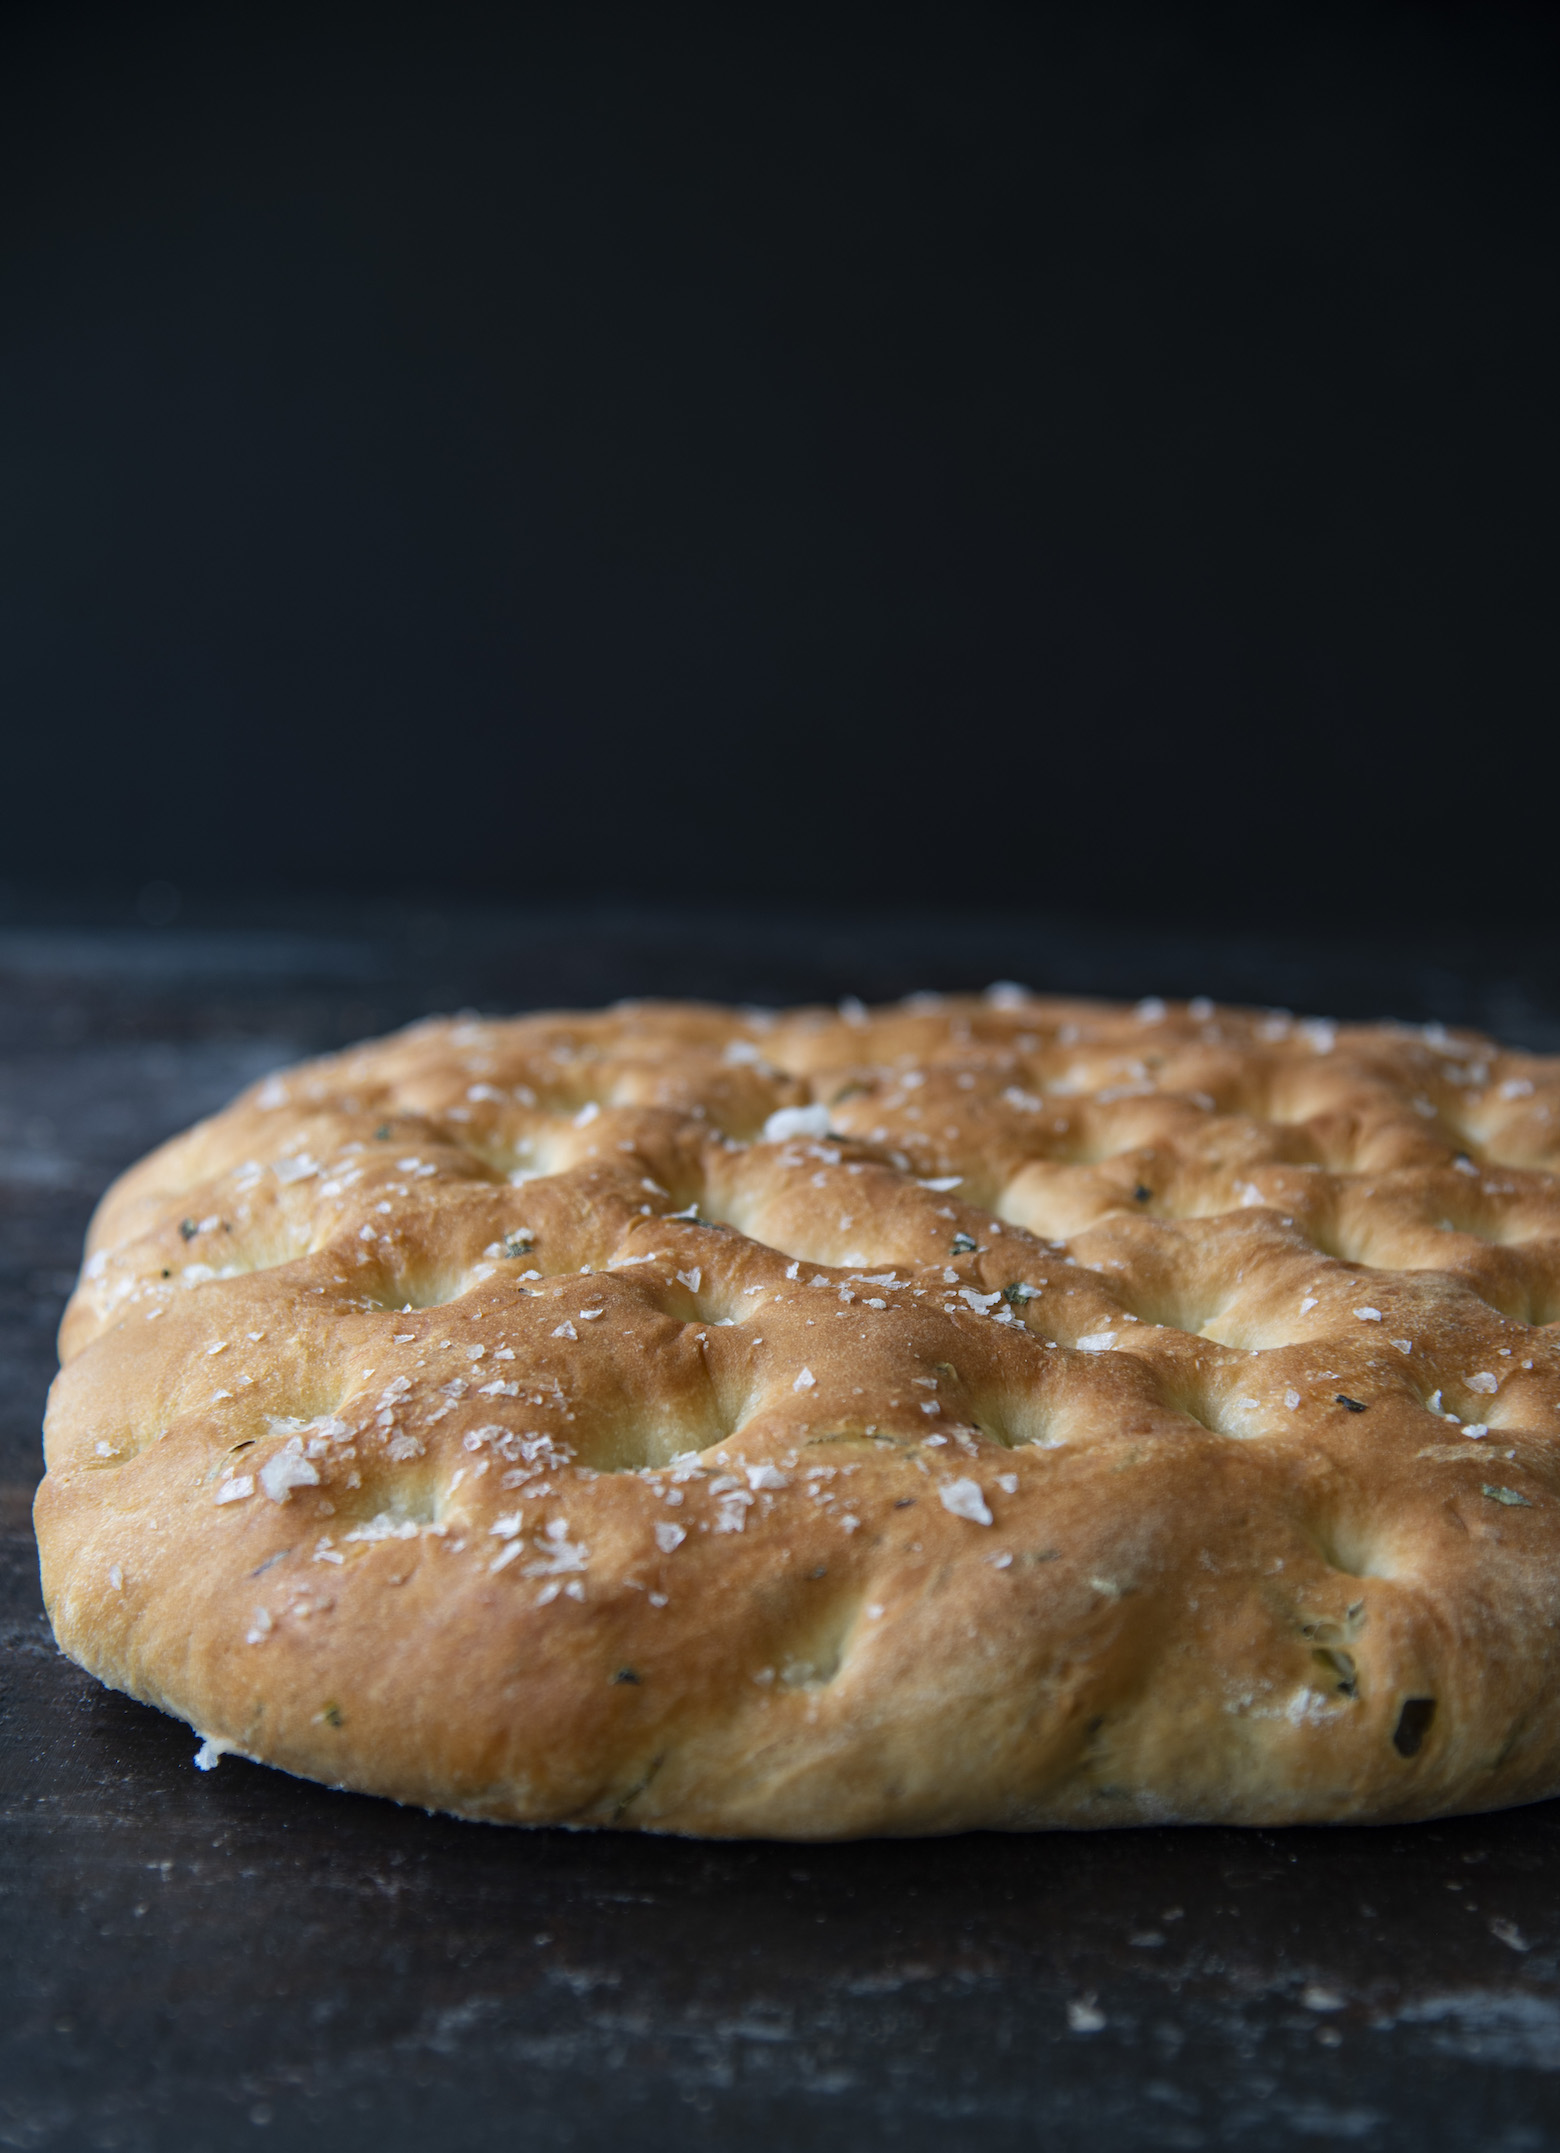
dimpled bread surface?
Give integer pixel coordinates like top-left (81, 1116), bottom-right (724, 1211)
top-left (32, 990), bottom-right (1560, 1837)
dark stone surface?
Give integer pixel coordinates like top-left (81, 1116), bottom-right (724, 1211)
top-left (6, 902), bottom-right (1560, 2151)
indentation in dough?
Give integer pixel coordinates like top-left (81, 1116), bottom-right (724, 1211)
top-left (978, 1389), bottom-right (1066, 1452)
top-left (1311, 1646), bottom-right (1358, 1698)
top-left (1106, 1270), bottom-right (1232, 1344)
top-left (335, 1481), bottom-right (441, 1541)
top-left (318, 1438), bottom-right (462, 1533)
top-left (1430, 1272), bottom-right (1539, 1331)
top-left (131, 1213), bottom-right (320, 1302)
top-left (436, 1054), bottom-right (790, 1150)
top-left (1535, 1283), bottom-right (1560, 1328)
top-left (1412, 1255), bottom-right (1558, 1330)
top-left (354, 1261), bottom-right (504, 1311)
top-left (348, 1213), bottom-right (581, 1307)
top-left (614, 1248), bottom-right (749, 1330)
top-left (1484, 1274), bottom-right (1560, 1328)
top-left (554, 1345), bottom-right (740, 1470)
top-left (1311, 1515), bottom-right (1395, 1581)
top-left (1255, 1073), bottom-right (1356, 1132)
top-left (1273, 1234), bottom-right (1542, 1332)
top-left (1194, 1304), bottom-right (1301, 1353)
top-left (770, 1593), bottom-right (861, 1690)
top-left (1081, 1229), bottom-right (1291, 1350)
top-left (1392, 1695), bottom-right (1436, 1758)
top-left (445, 1126), bottom-right (562, 1183)
top-left (1440, 1203), bottom-right (1558, 1253)
top-left (180, 1234), bottom-right (311, 1284)
top-left (418, 1104), bottom-right (606, 1186)
top-left (703, 1184), bottom-right (906, 1273)
top-left (1162, 1381), bottom-right (1274, 1442)
top-left (1328, 1197), bottom-right (1560, 1274)
top-left (574, 1411), bottom-right (727, 1474)
top-left (600, 1059), bottom-right (797, 1141)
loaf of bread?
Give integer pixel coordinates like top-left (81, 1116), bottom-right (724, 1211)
top-left (33, 992), bottom-right (1560, 1834)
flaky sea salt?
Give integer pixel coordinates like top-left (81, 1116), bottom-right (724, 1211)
top-left (764, 1105), bottom-right (831, 1142)
top-left (939, 1478), bottom-right (993, 1526)
top-left (259, 1439), bottom-right (320, 1504)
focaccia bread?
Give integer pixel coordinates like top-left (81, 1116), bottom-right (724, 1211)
top-left (33, 991), bottom-right (1560, 1835)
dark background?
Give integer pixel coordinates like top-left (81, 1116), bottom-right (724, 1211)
top-left (2, 0), bottom-right (1558, 931)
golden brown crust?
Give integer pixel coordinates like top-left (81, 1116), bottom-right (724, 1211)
top-left (32, 992), bottom-right (1560, 1835)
